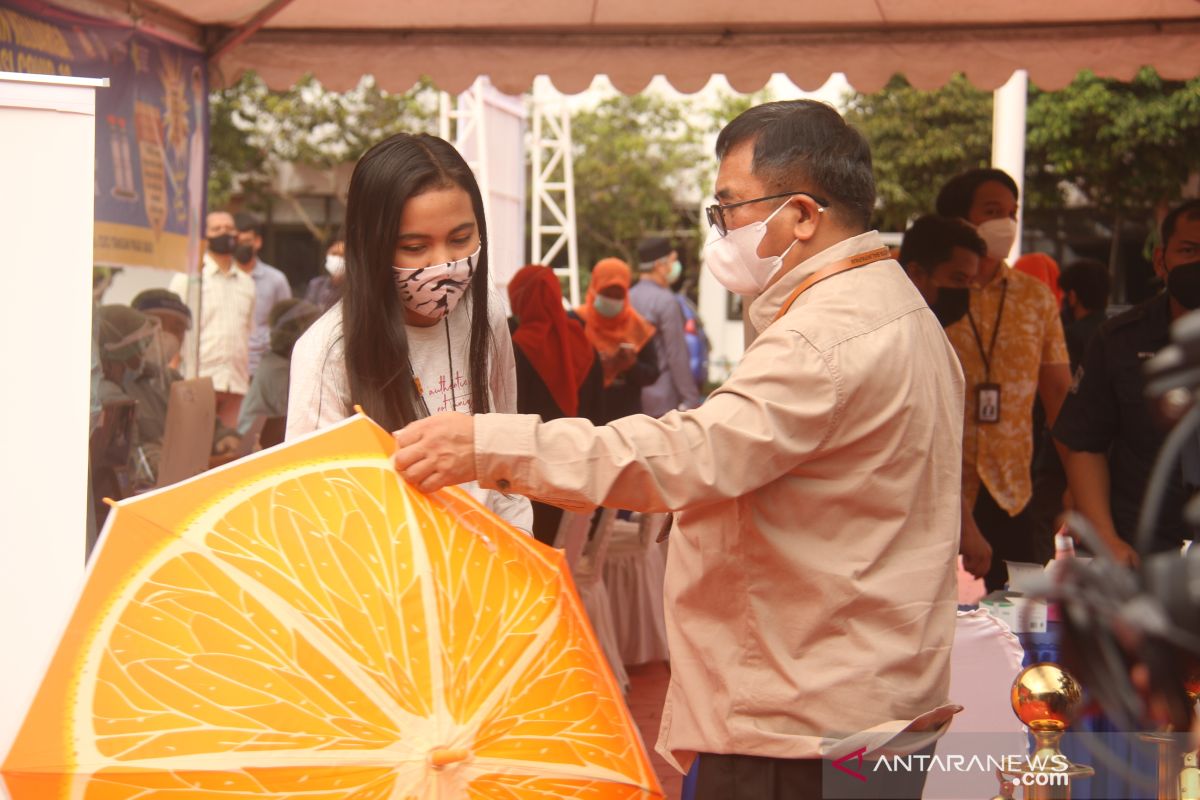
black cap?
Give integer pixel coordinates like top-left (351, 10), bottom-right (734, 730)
top-left (131, 288), bottom-right (193, 328)
top-left (637, 237), bottom-right (673, 269)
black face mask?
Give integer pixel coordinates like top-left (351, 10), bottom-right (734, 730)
top-left (1167, 261), bottom-right (1200, 310)
top-left (233, 242), bottom-right (255, 265)
top-left (931, 287), bottom-right (971, 328)
top-left (207, 233), bottom-right (236, 255)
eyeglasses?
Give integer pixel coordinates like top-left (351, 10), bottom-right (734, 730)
top-left (705, 191), bottom-right (831, 237)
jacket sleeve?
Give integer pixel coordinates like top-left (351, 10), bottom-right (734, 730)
top-left (473, 325), bottom-right (839, 512)
top-left (482, 290), bottom-right (534, 531)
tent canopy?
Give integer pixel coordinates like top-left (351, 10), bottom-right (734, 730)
top-left (56, 0), bottom-right (1200, 94)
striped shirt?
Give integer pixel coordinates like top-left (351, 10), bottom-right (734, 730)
top-left (169, 256), bottom-right (256, 394)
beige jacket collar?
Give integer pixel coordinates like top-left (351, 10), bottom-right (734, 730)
top-left (747, 230), bottom-right (887, 335)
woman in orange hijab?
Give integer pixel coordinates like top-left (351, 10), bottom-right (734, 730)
top-left (574, 258), bottom-right (659, 422)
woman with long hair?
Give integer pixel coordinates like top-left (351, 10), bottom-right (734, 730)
top-left (287, 132), bottom-right (531, 530)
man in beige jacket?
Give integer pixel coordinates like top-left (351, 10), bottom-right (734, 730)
top-left (395, 100), bottom-right (965, 799)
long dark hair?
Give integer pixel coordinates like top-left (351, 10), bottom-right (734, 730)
top-left (342, 133), bottom-right (492, 432)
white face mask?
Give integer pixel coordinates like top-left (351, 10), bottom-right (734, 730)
top-left (593, 295), bottom-right (625, 318)
top-left (325, 254), bottom-right (345, 277)
top-left (975, 217), bottom-right (1018, 261)
top-left (393, 246), bottom-right (480, 321)
top-left (704, 199), bottom-right (802, 296)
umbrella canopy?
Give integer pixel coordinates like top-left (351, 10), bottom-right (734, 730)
top-left (45, 0), bottom-right (1200, 93)
top-left (2, 414), bottom-right (661, 799)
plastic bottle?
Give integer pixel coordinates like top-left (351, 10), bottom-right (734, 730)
top-left (1047, 525), bottom-right (1075, 622)
top-left (1054, 528), bottom-right (1077, 560)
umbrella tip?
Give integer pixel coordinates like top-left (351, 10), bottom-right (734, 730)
top-left (430, 747), bottom-right (470, 768)
top-left (102, 497), bottom-right (117, 508)
top-left (353, 404), bottom-right (365, 416)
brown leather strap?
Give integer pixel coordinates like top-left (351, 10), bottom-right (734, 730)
top-left (772, 246), bottom-right (893, 322)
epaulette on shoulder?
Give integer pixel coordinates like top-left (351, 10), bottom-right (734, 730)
top-left (1101, 302), bottom-right (1149, 335)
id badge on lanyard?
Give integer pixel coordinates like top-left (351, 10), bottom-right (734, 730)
top-left (976, 382), bottom-right (1001, 424)
top-left (967, 279), bottom-right (1008, 425)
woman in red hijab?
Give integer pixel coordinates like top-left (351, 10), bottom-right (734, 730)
top-left (574, 258), bottom-right (660, 423)
top-left (509, 264), bottom-right (605, 542)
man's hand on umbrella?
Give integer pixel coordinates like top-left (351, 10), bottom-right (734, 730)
top-left (393, 413), bottom-right (477, 493)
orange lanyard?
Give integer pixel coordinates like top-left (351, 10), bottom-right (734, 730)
top-left (773, 247), bottom-right (893, 322)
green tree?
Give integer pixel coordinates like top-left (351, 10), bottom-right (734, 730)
top-left (843, 74), bottom-right (994, 231)
top-left (207, 73), bottom-right (439, 222)
top-left (843, 68), bottom-right (1200, 248)
top-left (1026, 67), bottom-right (1200, 265)
top-left (568, 94), bottom-right (707, 269)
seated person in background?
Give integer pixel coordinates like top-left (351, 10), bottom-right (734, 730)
top-left (131, 288), bottom-right (189, 370)
top-left (96, 305), bottom-right (157, 406)
top-left (238, 299), bottom-right (321, 435)
top-left (127, 290), bottom-right (240, 483)
top-left (898, 214), bottom-right (991, 579)
top-left (94, 305), bottom-right (157, 517)
top-left (508, 264), bottom-right (605, 544)
top-left (573, 258), bottom-right (659, 423)
top-left (305, 233), bottom-right (345, 312)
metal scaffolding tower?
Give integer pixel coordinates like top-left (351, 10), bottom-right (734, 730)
top-left (439, 78), bottom-right (492, 243)
top-left (529, 77), bottom-right (580, 306)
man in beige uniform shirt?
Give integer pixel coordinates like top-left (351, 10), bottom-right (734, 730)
top-left (395, 101), bottom-right (965, 799)
top-left (168, 211), bottom-right (256, 429)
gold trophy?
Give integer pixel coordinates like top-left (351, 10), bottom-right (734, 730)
top-left (1004, 663), bottom-right (1094, 800)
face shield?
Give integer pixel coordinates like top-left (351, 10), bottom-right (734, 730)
top-left (136, 322), bottom-right (175, 396)
top-left (97, 305), bottom-right (160, 384)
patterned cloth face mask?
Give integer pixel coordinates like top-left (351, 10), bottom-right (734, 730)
top-left (393, 246), bottom-right (480, 321)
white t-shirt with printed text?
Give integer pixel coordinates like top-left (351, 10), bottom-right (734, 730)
top-left (286, 287), bottom-right (532, 532)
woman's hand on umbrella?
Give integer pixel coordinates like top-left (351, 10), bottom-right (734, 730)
top-left (393, 413), bottom-right (477, 492)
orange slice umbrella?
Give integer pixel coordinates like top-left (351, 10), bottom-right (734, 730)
top-left (3, 414), bottom-right (662, 800)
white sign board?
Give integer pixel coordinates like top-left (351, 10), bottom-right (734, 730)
top-left (0, 71), bottom-right (105, 764)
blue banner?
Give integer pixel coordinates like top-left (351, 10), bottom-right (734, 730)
top-left (0, 0), bottom-right (207, 273)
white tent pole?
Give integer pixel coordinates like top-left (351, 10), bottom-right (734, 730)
top-left (441, 80), bottom-right (493, 261)
top-left (469, 79), bottom-right (492, 259)
top-left (560, 102), bottom-right (580, 308)
top-left (991, 69), bottom-right (1028, 262)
